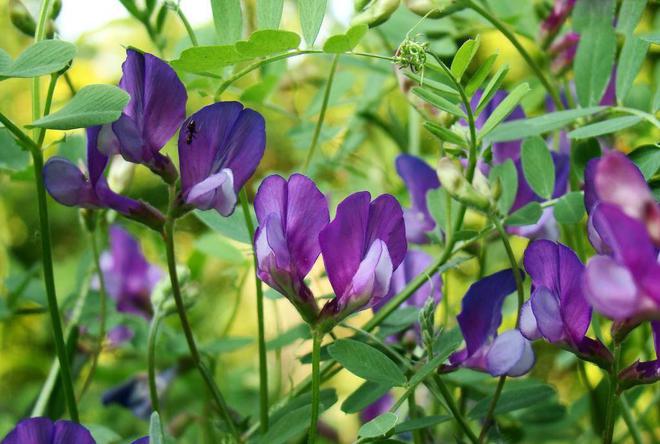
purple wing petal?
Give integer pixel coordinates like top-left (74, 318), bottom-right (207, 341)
top-left (52, 420), bottom-right (95, 444)
top-left (584, 255), bottom-right (640, 320)
top-left (395, 154), bottom-right (439, 242)
top-left (131, 439), bottom-right (149, 444)
top-left (486, 329), bottom-right (535, 377)
top-left (530, 286), bottom-right (564, 342)
top-left (583, 158), bottom-right (600, 213)
top-left (456, 269), bottom-right (517, 356)
top-left (1, 418), bottom-right (54, 444)
top-left (365, 194), bottom-right (407, 270)
top-left (43, 157), bottom-right (97, 207)
top-left (86, 126), bottom-right (110, 187)
top-left (519, 300), bottom-right (541, 340)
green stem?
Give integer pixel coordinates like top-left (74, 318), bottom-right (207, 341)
top-left (619, 393), bottom-right (643, 444)
top-left (176, 5), bottom-right (198, 46)
top-left (308, 329), bottom-right (323, 444)
top-left (147, 311), bottom-right (163, 414)
top-left (36, 73), bottom-right (58, 147)
top-left (603, 344), bottom-right (622, 444)
top-left (303, 54), bottom-right (340, 173)
top-left (408, 393), bottom-right (424, 444)
top-left (432, 374), bottom-right (479, 444)
top-left (32, 0), bottom-right (52, 137)
top-left (220, 269), bottom-right (249, 337)
top-left (0, 113), bottom-right (38, 150)
top-left (466, 0), bottom-right (563, 110)
top-left (77, 225), bottom-right (108, 401)
top-left (491, 216), bottom-right (525, 314)
top-left (164, 187), bottom-right (240, 441)
top-left (478, 376), bottom-right (506, 443)
top-left (239, 189), bottom-right (269, 433)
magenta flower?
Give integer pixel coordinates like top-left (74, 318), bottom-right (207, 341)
top-left (395, 154), bottom-right (440, 244)
top-left (520, 240), bottom-right (611, 367)
top-left (448, 269), bottom-right (535, 377)
top-left (106, 49), bottom-right (187, 183)
top-left (177, 102), bottom-right (265, 216)
top-left (318, 192), bottom-right (407, 330)
top-left (100, 226), bottom-right (163, 319)
top-left (43, 127), bottom-right (165, 231)
top-left (254, 174), bottom-right (329, 323)
top-left (1, 418), bottom-right (95, 444)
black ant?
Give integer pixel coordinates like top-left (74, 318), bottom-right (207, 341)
top-left (185, 119), bottom-right (197, 144)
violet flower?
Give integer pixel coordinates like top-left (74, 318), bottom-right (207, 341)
top-left (105, 49), bottom-right (187, 183)
top-left (254, 174), bottom-right (329, 324)
top-left (102, 368), bottom-right (176, 420)
top-left (43, 127), bottom-right (165, 231)
top-left (395, 154), bottom-right (440, 244)
top-left (177, 102), bottom-right (265, 217)
top-left (100, 226), bottom-right (163, 319)
top-left (520, 240), bottom-right (612, 368)
top-left (318, 191), bottom-right (407, 330)
top-left (619, 321), bottom-right (660, 389)
top-left (1, 418), bottom-right (95, 444)
top-left (360, 393), bottom-right (393, 423)
top-left (448, 269), bottom-right (535, 377)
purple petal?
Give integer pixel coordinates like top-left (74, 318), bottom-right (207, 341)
top-left (43, 157), bottom-right (97, 207)
top-left (131, 439), bottom-right (149, 444)
top-left (52, 421), bottom-right (95, 444)
top-left (583, 158), bottom-right (599, 214)
top-left (485, 329), bottom-right (535, 377)
top-left (395, 154), bottom-right (439, 242)
top-left (456, 269), bottom-right (517, 356)
top-left (584, 255), bottom-right (639, 320)
top-left (360, 393), bottom-right (393, 424)
top-left (365, 194), bottom-right (407, 269)
top-left (86, 126), bottom-right (110, 186)
top-left (530, 287), bottom-right (564, 342)
top-left (2, 417), bottom-right (54, 444)
top-left (519, 300), bottom-right (541, 340)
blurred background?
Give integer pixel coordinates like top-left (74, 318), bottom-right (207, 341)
top-left (0, 0), bottom-right (658, 442)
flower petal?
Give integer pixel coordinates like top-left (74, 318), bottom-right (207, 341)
top-left (584, 255), bottom-right (639, 320)
top-left (2, 417), bottom-right (54, 444)
top-left (185, 168), bottom-right (236, 216)
top-left (519, 300), bottom-right (541, 340)
top-left (395, 154), bottom-right (439, 242)
top-left (365, 194), bottom-right (407, 270)
top-left (486, 329), bottom-right (535, 377)
top-left (43, 157), bottom-right (96, 207)
top-left (530, 286), bottom-right (564, 342)
top-left (52, 420), bottom-right (95, 444)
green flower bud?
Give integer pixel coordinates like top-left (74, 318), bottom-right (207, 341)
top-left (352, 0), bottom-right (400, 27)
top-left (9, 0), bottom-right (36, 37)
top-left (404, 0), bottom-right (467, 18)
top-left (436, 157), bottom-right (491, 212)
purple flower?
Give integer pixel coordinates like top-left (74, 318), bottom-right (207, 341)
top-left (43, 127), bottom-right (165, 231)
top-left (1, 417), bottom-right (95, 444)
top-left (102, 368), bottom-right (176, 420)
top-left (360, 394), bottom-right (393, 424)
top-left (254, 174), bottom-right (329, 324)
top-left (106, 49), bottom-right (187, 183)
top-left (318, 192), bottom-right (407, 330)
top-left (619, 321), bottom-right (660, 389)
top-left (550, 32), bottom-right (579, 73)
top-left (540, 0), bottom-right (576, 41)
top-left (520, 240), bottom-right (612, 367)
top-left (177, 102), bottom-right (265, 217)
top-left (448, 269), bottom-right (535, 377)
top-left (100, 226), bottom-right (163, 320)
top-left (583, 203), bottom-right (660, 322)
top-left (395, 154), bottom-right (440, 244)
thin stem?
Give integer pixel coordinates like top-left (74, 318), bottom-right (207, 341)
top-left (239, 188), bottom-right (269, 433)
top-left (164, 186), bottom-right (240, 441)
top-left (32, 0), bottom-right (52, 137)
top-left (220, 269), bottom-right (249, 337)
top-left (408, 392), bottom-right (424, 444)
top-left (308, 329), bottom-right (323, 444)
top-left (77, 225), bottom-right (108, 401)
top-left (147, 312), bottom-right (163, 414)
top-left (0, 112), bottom-right (39, 151)
top-left (175, 5), bottom-right (198, 46)
top-left (466, 0), bottom-right (563, 110)
top-left (603, 344), bottom-right (622, 444)
top-left (432, 374), bottom-right (479, 444)
top-left (37, 73), bottom-right (58, 147)
top-left (303, 54), bottom-right (340, 173)
top-left (478, 376), bottom-right (506, 442)
top-left (491, 216), bottom-right (525, 314)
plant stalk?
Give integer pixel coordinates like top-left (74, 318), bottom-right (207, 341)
top-left (308, 328), bottom-right (323, 444)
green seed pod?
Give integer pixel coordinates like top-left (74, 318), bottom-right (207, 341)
top-left (155, 3), bottom-right (169, 34)
top-left (50, 0), bottom-right (62, 19)
top-left (352, 0), bottom-right (400, 28)
top-left (404, 0), bottom-right (467, 19)
top-left (9, 0), bottom-right (36, 37)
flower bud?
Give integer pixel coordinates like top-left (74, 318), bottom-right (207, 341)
top-left (352, 0), bottom-right (400, 27)
top-left (404, 0), bottom-right (467, 18)
top-left (436, 158), bottom-right (491, 212)
top-left (9, 0), bottom-right (36, 37)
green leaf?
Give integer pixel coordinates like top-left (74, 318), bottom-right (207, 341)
top-left (0, 129), bottom-right (30, 172)
top-left (475, 64), bottom-right (509, 116)
top-left (211, 0), bottom-right (242, 44)
top-left (628, 144), bottom-right (660, 180)
top-left (149, 412), bottom-right (165, 444)
top-left (450, 35), bottom-right (480, 81)
top-left (424, 121), bottom-right (467, 147)
top-left (235, 30), bottom-right (301, 57)
top-left (489, 159), bottom-right (518, 214)
top-left (0, 40), bottom-right (76, 79)
top-left (553, 192), bottom-right (586, 224)
top-left (194, 207), bottom-right (254, 244)
top-left (394, 416), bottom-right (450, 434)
top-left (487, 107), bottom-right (604, 142)
top-left (521, 136), bottom-right (555, 199)
top-left (28, 84), bottom-right (129, 130)
top-left (574, 0), bottom-right (616, 107)
top-left (328, 339), bottom-right (406, 387)
top-left (257, 0), bottom-right (284, 29)
top-left (616, 36), bottom-right (649, 103)
top-left (323, 25), bottom-right (368, 53)
top-left (405, 71), bottom-right (459, 97)
top-left (412, 87), bottom-right (465, 118)
top-left (171, 45), bottom-right (246, 73)
top-left (408, 329), bottom-right (463, 388)
top-left (465, 53), bottom-right (497, 97)
top-left (342, 381), bottom-right (391, 413)
top-left (479, 83), bottom-right (530, 139)
top-left (266, 323), bottom-right (310, 350)
top-left (194, 233), bottom-right (245, 263)
top-left (298, 0), bottom-right (327, 45)
top-left (571, 138), bottom-right (601, 180)
top-left (358, 412), bottom-right (398, 438)
top-left (468, 383), bottom-right (556, 418)
top-left (616, 0), bottom-right (647, 35)
top-left (568, 115), bottom-right (642, 139)
top-left (201, 337), bottom-right (252, 354)
top-left (506, 202), bottom-right (543, 226)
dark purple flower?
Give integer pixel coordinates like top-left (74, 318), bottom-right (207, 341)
top-left (43, 127), bottom-right (165, 231)
top-left (177, 102), bottom-right (265, 216)
top-left (619, 321), bottom-right (660, 389)
top-left (1, 417), bottom-right (95, 444)
top-left (254, 174), bottom-right (329, 324)
top-left (318, 192), bottom-right (407, 330)
top-left (583, 203), bottom-right (660, 322)
top-left (102, 368), bottom-right (176, 420)
top-left (448, 269), bottom-right (534, 377)
top-left (395, 154), bottom-right (440, 244)
top-left (520, 240), bottom-right (611, 367)
top-left (106, 49), bottom-right (187, 183)
top-left (131, 439), bottom-right (149, 444)
top-left (360, 393), bottom-right (393, 424)
top-left (100, 226), bottom-right (163, 319)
